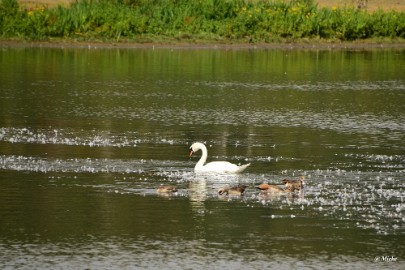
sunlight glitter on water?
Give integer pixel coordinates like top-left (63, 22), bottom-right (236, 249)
top-left (1, 238), bottom-right (400, 270)
top-left (0, 127), bottom-right (141, 148)
top-left (1, 48), bottom-right (404, 268)
top-left (2, 150), bottom-right (402, 236)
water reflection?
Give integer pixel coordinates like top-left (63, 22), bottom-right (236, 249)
top-left (3, 237), bottom-right (398, 270)
top-left (189, 178), bottom-right (208, 210)
top-left (1, 47), bottom-right (404, 268)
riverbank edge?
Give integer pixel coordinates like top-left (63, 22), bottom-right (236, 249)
top-left (2, 39), bottom-right (405, 50)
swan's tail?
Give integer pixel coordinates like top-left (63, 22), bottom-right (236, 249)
top-left (236, 163), bottom-right (251, 173)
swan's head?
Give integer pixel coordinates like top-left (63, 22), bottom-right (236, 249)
top-left (189, 146), bottom-right (195, 157)
top-left (189, 142), bottom-right (203, 157)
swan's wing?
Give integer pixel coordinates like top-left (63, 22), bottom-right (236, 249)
top-left (198, 161), bottom-right (250, 174)
top-left (199, 161), bottom-right (237, 172)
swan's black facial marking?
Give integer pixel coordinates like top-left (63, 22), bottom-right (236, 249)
top-left (189, 148), bottom-right (194, 157)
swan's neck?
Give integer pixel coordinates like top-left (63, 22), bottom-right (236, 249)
top-left (195, 144), bottom-right (208, 170)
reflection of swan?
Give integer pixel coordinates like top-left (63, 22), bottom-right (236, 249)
top-left (189, 179), bottom-right (208, 217)
top-left (189, 179), bottom-right (208, 202)
top-left (189, 142), bottom-right (250, 173)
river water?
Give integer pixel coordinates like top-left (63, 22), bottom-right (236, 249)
top-left (0, 47), bottom-right (404, 269)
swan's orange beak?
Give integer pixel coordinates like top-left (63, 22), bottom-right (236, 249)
top-left (189, 149), bottom-right (194, 157)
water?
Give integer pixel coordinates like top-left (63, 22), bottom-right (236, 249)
top-left (0, 47), bottom-right (404, 269)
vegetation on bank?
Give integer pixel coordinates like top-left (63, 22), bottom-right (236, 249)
top-left (1, 0), bottom-right (405, 43)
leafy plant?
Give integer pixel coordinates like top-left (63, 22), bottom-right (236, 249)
top-left (0, 0), bottom-right (404, 42)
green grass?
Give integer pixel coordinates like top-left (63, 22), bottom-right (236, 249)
top-left (1, 0), bottom-right (405, 42)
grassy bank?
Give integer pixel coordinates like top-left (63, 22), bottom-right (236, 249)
top-left (1, 0), bottom-right (405, 43)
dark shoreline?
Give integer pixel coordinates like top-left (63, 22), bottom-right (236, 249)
top-left (2, 39), bottom-right (405, 50)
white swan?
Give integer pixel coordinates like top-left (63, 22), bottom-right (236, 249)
top-left (189, 142), bottom-right (250, 174)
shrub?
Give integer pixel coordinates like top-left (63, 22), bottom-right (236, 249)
top-left (0, 0), bottom-right (404, 42)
